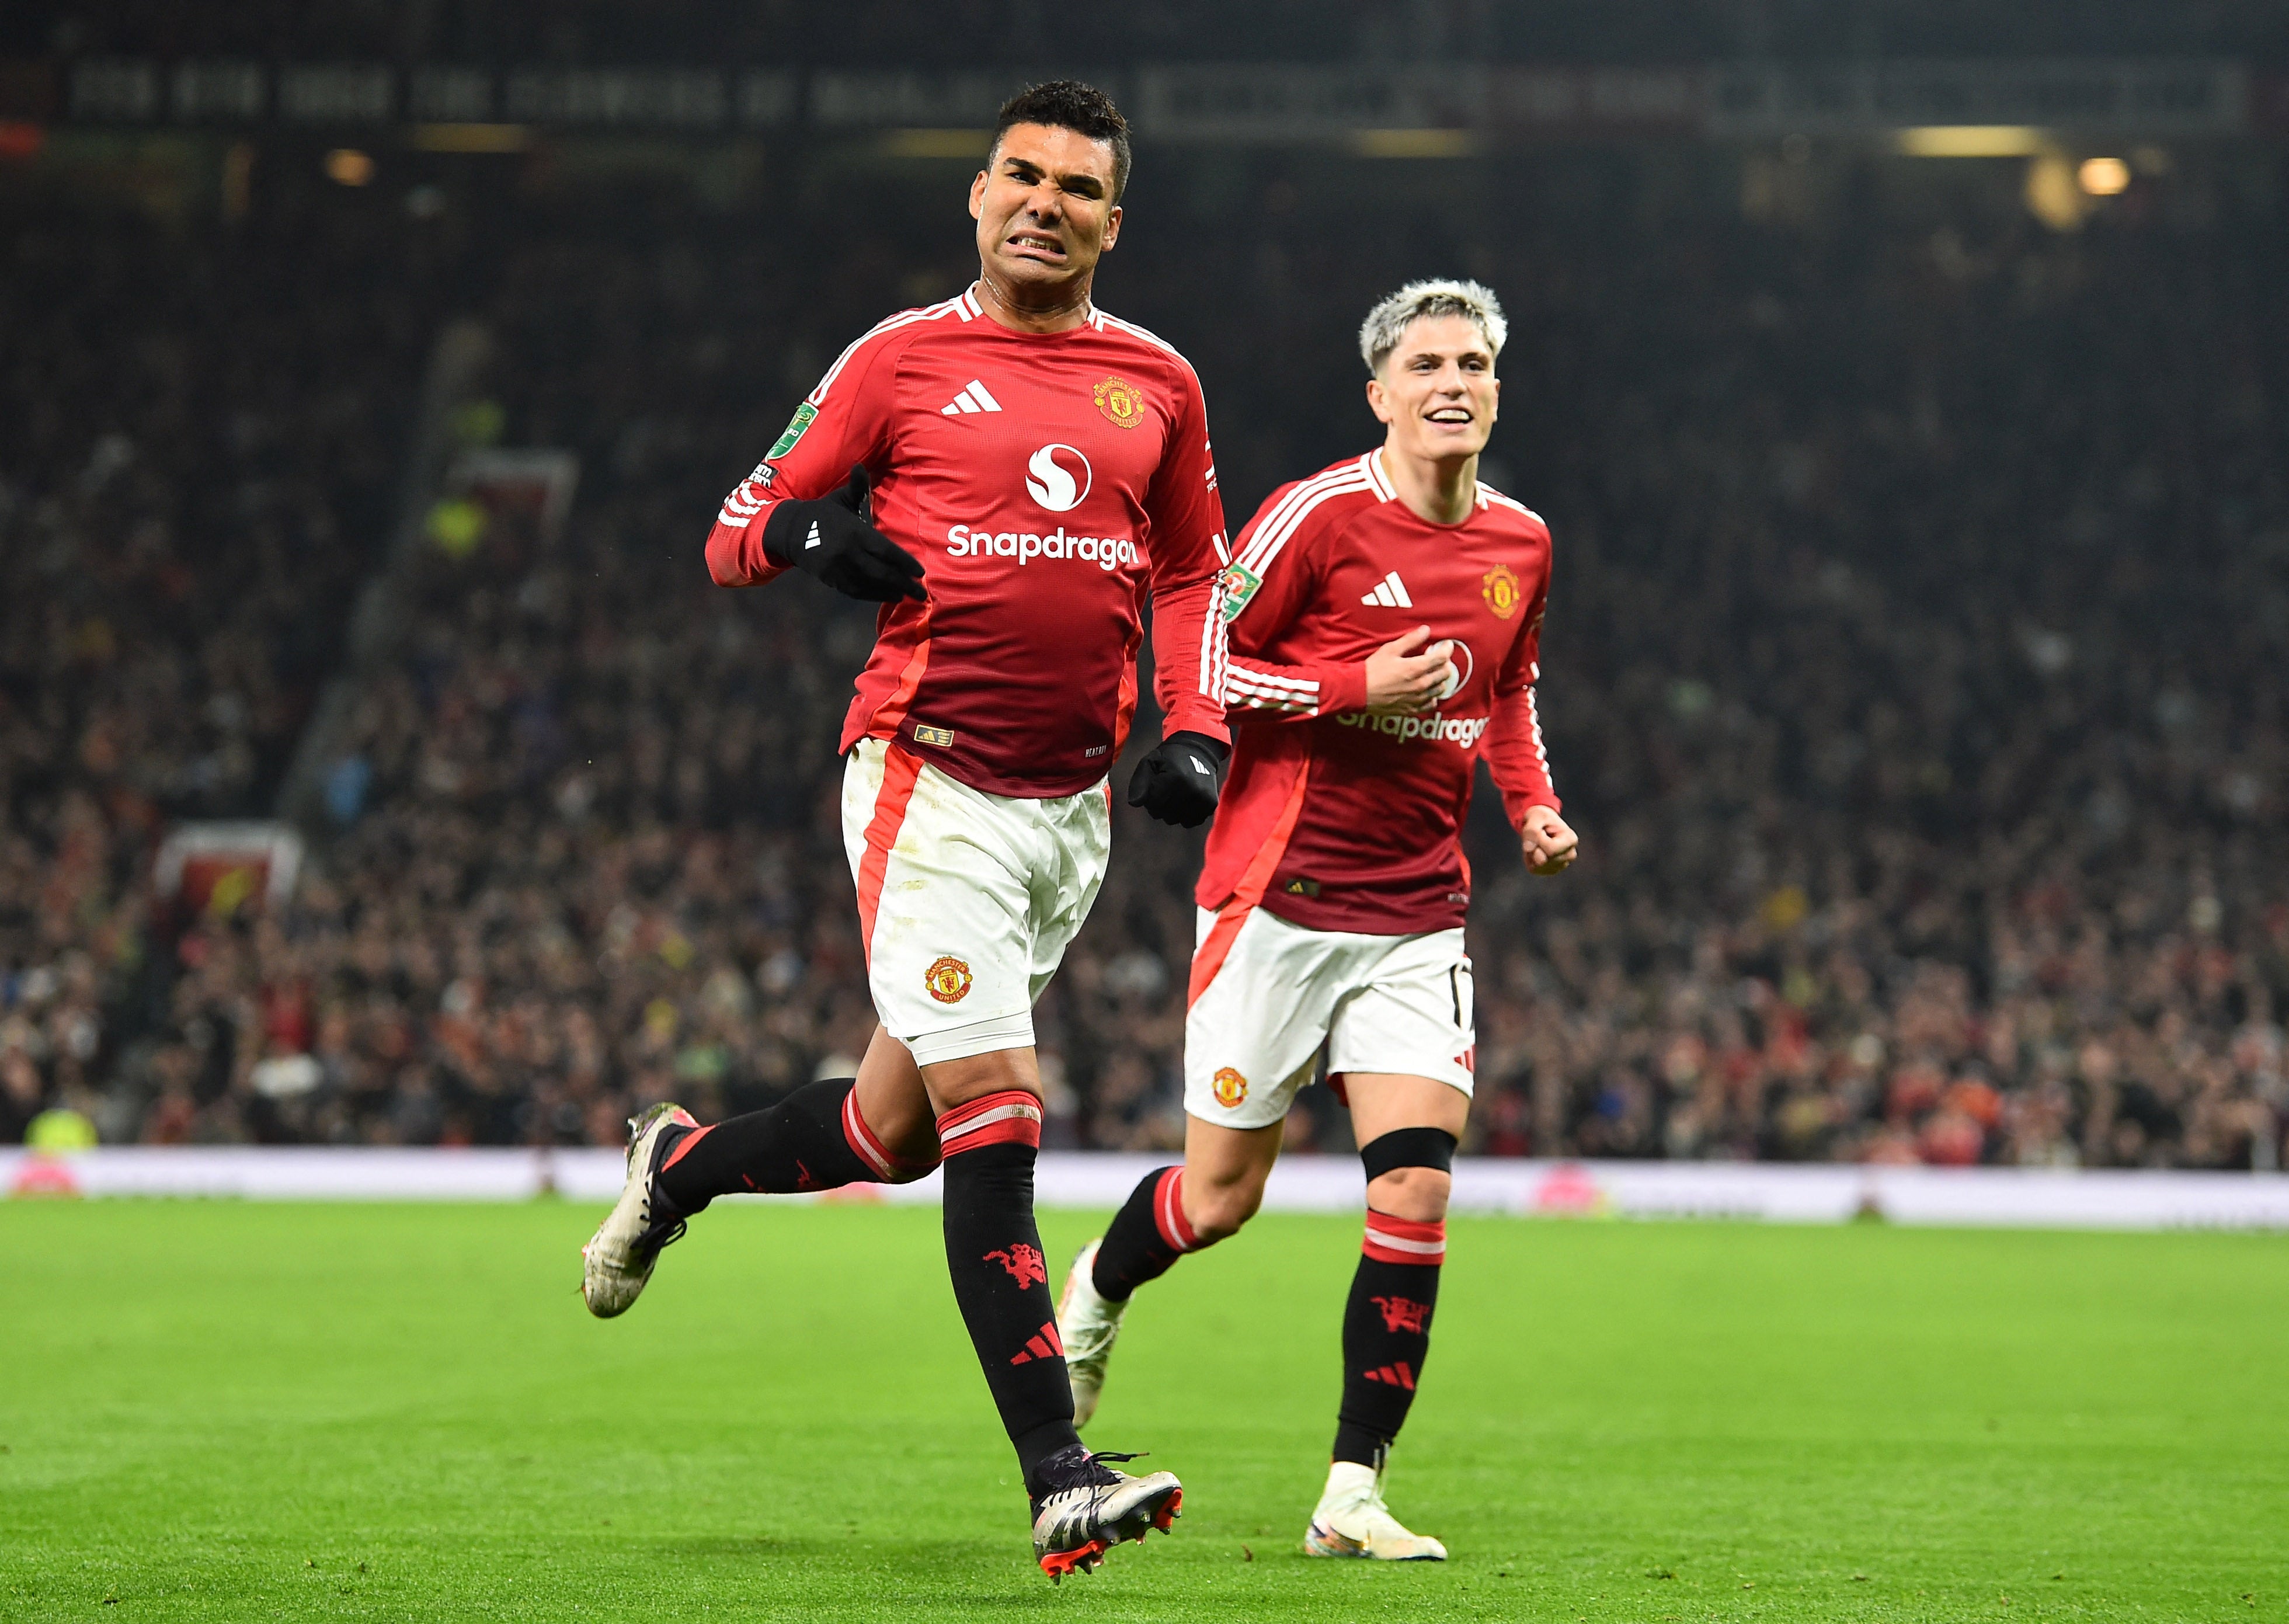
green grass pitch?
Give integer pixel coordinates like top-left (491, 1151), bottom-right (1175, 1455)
top-left (2, 1199), bottom-right (2283, 1621)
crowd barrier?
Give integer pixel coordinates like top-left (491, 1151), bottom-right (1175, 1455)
top-left (5, 1148), bottom-right (2287, 1230)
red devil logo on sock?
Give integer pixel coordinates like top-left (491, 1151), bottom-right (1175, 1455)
top-left (984, 1243), bottom-right (1048, 1288)
top-left (1370, 1295), bottom-right (1432, 1334)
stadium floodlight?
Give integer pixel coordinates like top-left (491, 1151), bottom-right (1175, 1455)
top-left (2078, 156), bottom-right (2132, 195)
top-left (1893, 125), bottom-right (2051, 158)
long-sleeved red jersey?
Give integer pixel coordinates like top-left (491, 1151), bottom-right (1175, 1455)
top-left (1197, 450), bottom-right (1559, 934)
top-left (707, 287), bottom-right (1232, 799)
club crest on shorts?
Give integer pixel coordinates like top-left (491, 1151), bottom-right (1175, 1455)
top-left (1481, 562), bottom-right (1523, 619)
top-left (1211, 1066), bottom-right (1248, 1108)
top-left (923, 955), bottom-right (973, 1003)
top-left (1094, 375), bottom-right (1146, 429)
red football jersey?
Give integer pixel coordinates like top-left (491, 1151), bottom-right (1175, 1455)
top-left (707, 287), bottom-right (1232, 798)
top-left (1197, 450), bottom-right (1558, 934)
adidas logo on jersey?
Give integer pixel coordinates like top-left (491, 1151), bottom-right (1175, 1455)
top-left (940, 379), bottom-right (1004, 416)
top-left (1361, 571), bottom-right (1414, 608)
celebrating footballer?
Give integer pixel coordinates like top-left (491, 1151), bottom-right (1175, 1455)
top-left (576, 80), bottom-right (1235, 1582)
top-left (1057, 278), bottom-right (1580, 1560)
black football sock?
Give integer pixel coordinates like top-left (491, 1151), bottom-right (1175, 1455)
top-left (1090, 1165), bottom-right (1211, 1302)
top-left (936, 1090), bottom-right (1078, 1496)
top-left (1331, 1211), bottom-right (1445, 1466)
top-left (655, 1077), bottom-right (928, 1212)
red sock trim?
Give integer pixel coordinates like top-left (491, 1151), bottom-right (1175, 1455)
top-left (659, 1122), bottom-right (712, 1172)
top-left (840, 1090), bottom-right (897, 1181)
top-left (934, 1089), bottom-right (1042, 1156)
top-left (1153, 1166), bottom-right (1199, 1252)
top-left (1362, 1209), bottom-right (1446, 1266)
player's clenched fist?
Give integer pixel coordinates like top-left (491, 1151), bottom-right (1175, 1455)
top-left (1521, 804), bottom-right (1579, 876)
top-left (1126, 731), bottom-right (1228, 828)
top-left (1363, 625), bottom-right (1457, 715)
top-left (761, 464), bottom-right (927, 603)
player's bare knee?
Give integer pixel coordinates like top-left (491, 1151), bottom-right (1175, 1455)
top-left (1366, 1165), bottom-right (1452, 1223)
top-left (1360, 1126), bottom-right (1457, 1222)
top-left (919, 1045), bottom-right (1042, 1112)
top-left (865, 1086), bottom-right (938, 1157)
top-left (1184, 1170), bottom-right (1267, 1242)
top-left (880, 1126), bottom-right (943, 1183)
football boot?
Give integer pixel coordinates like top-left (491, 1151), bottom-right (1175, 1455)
top-left (1030, 1445), bottom-right (1182, 1582)
top-left (1303, 1452), bottom-right (1448, 1561)
top-left (579, 1101), bottom-right (697, 1317)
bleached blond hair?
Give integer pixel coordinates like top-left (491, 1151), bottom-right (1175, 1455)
top-left (1358, 279), bottom-right (1508, 375)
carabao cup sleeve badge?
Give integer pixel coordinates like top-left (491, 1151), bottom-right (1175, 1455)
top-left (1217, 563), bottom-right (1261, 623)
top-left (768, 402), bottom-right (817, 460)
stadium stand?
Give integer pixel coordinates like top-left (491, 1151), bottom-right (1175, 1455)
top-left (2, 124), bottom-right (2284, 1167)
top-left (0, 172), bottom-right (436, 1145)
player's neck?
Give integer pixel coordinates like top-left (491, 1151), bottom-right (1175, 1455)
top-left (972, 273), bottom-right (1095, 335)
top-left (1376, 445), bottom-right (1478, 527)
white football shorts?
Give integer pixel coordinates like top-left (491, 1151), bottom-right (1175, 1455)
top-left (1183, 902), bottom-right (1474, 1131)
top-left (841, 736), bottom-right (1109, 1067)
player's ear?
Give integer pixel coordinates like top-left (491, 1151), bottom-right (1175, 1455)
top-left (1365, 376), bottom-right (1394, 426)
top-left (969, 169), bottom-right (988, 220)
top-left (1099, 204), bottom-right (1121, 253)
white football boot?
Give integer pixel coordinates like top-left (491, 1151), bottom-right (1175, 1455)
top-left (1029, 1446), bottom-right (1182, 1583)
top-left (1303, 1455), bottom-right (1448, 1561)
top-left (580, 1101), bottom-right (698, 1317)
top-left (1056, 1239), bottom-right (1129, 1427)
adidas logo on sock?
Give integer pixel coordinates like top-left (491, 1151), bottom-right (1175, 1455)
top-left (940, 379), bottom-right (1004, 416)
top-left (1008, 1319), bottom-right (1066, 1365)
top-left (1361, 571), bottom-right (1413, 608)
top-left (805, 519), bottom-right (822, 549)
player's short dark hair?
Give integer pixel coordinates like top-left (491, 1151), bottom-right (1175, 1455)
top-left (989, 80), bottom-right (1132, 201)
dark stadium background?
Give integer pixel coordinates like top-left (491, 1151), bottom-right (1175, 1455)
top-left (4, 2), bottom-right (2287, 1171)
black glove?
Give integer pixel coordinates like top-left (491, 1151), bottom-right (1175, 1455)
top-left (1126, 731), bottom-right (1229, 829)
top-left (760, 464), bottom-right (926, 603)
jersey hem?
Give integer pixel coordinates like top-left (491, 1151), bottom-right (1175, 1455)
top-left (853, 722), bottom-right (1112, 801)
top-left (1250, 886), bottom-right (1469, 936)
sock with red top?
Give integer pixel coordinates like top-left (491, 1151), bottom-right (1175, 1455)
top-left (936, 1089), bottom-right (1080, 1497)
top-left (653, 1078), bottom-right (933, 1213)
top-left (1330, 1210), bottom-right (1445, 1466)
top-left (1088, 1165), bottom-right (1215, 1302)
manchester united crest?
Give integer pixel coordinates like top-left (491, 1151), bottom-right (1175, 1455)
top-left (1211, 1066), bottom-right (1248, 1108)
top-left (924, 955), bottom-right (973, 1004)
top-left (1481, 563), bottom-right (1523, 620)
top-left (1094, 375), bottom-right (1146, 429)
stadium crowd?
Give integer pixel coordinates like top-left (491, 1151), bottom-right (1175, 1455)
top-left (0, 173), bottom-right (434, 1146)
top-left (4, 142), bottom-right (2285, 1168)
